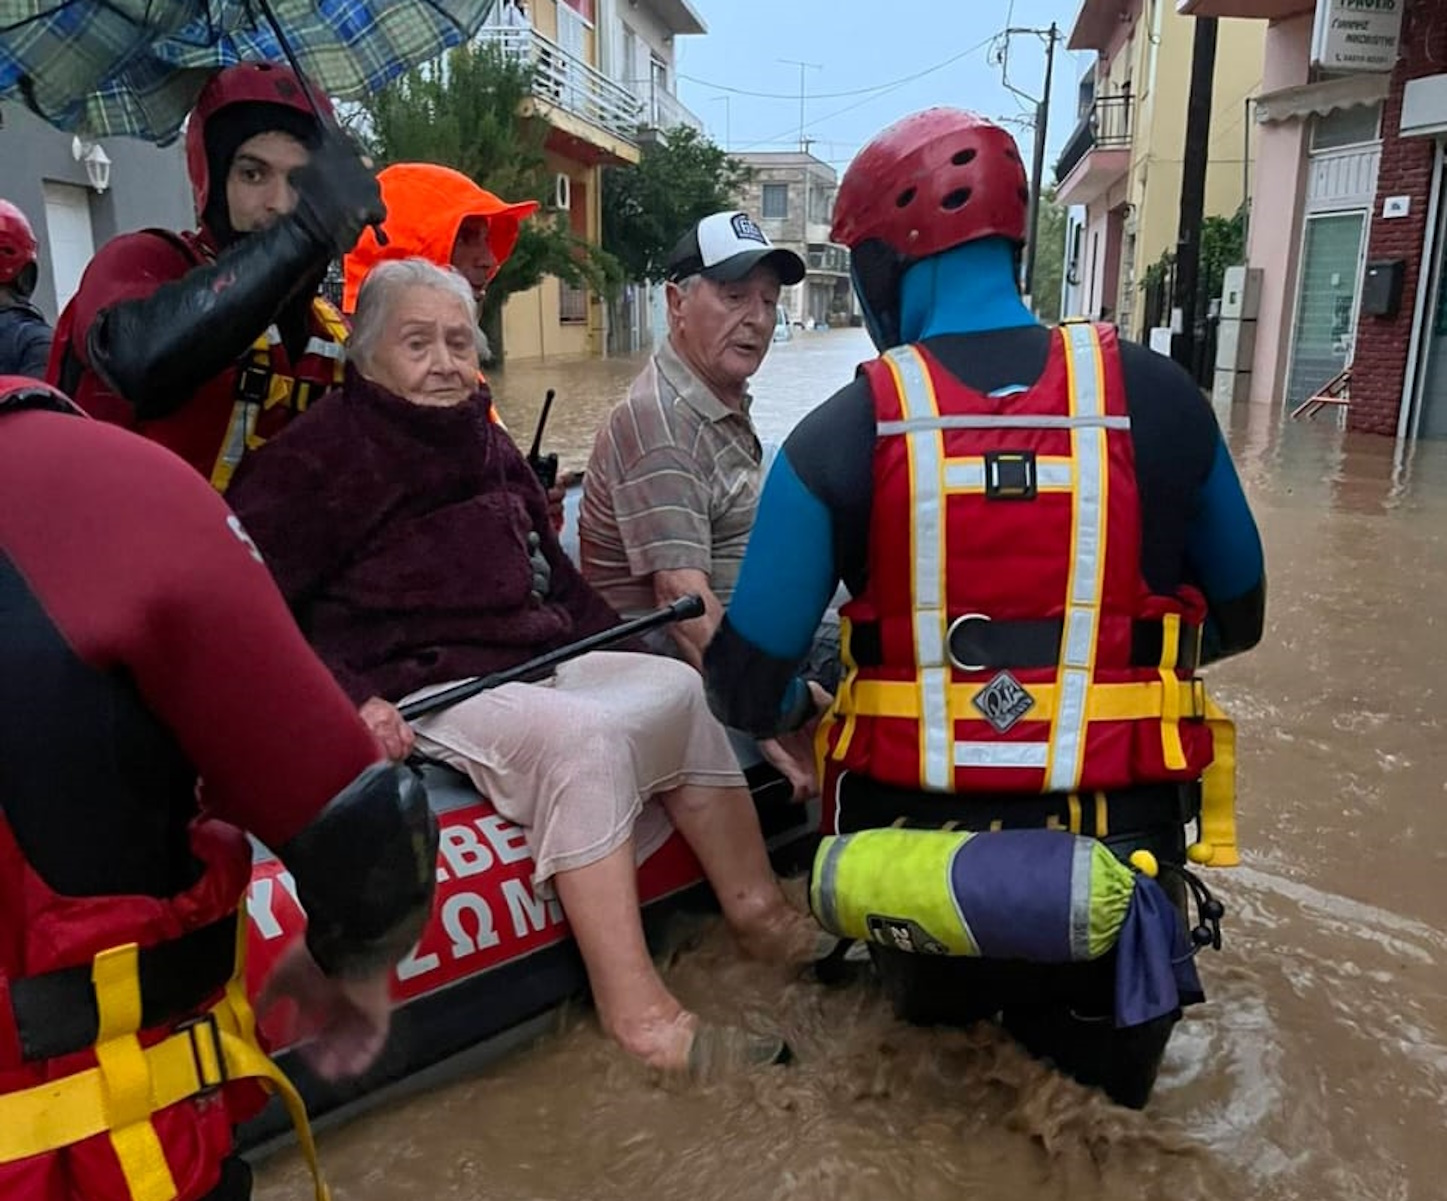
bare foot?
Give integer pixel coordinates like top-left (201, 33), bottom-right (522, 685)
top-left (731, 904), bottom-right (834, 966)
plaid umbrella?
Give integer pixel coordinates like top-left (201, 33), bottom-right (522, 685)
top-left (0, 0), bottom-right (497, 143)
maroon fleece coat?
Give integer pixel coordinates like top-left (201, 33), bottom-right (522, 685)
top-left (227, 370), bottom-right (623, 704)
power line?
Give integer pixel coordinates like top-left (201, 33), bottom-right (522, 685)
top-left (679, 35), bottom-right (999, 103)
top-left (731, 35), bottom-right (998, 153)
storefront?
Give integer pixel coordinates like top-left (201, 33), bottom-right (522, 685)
top-left (1390, 75), bottom-right (1447, 437)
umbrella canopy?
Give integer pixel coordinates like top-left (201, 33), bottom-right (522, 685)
top-left (0, 0), bottom-right (498, 143)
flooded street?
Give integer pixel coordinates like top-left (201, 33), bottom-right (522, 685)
top-left (256, 329), bottom-right (1447, 1201)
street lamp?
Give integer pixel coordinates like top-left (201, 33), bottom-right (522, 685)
top-left (71, 136), bottom-right (112, 193)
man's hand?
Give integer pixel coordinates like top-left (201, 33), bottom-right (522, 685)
top-left (359, 696), bottom-right (414, 762)
top-left (256, 941), bottom-right (393, 1081)
top-left (760, 682), bottom-right (833, 802)
top-left (652, 568), bottom-right (722, 672)
top-left (290, 134), bottom-right (386, 256)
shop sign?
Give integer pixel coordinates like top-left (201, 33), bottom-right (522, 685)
top-left (1312, 0), bottom-right (1404, 74)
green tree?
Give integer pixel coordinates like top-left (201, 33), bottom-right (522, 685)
top-left (1030, 188), bottom-right (1067, 324)
top-left (601, 127), bottom-right (751, 283)
top-left (359, 44), bottom-right (622, 361)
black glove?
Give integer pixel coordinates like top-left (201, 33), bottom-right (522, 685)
top-left (289, 134), bottom-right (386, 258)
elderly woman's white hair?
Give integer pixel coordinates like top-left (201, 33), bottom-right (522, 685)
top-left (349, 258), bottom-right (483, 372)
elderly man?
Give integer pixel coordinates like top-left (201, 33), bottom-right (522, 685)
top-left (579, 211), bottom-right (805, 668)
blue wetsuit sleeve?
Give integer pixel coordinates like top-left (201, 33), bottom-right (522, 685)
top-left (1186, 434), bottom-right (1266, 663)
top-left (704, 449), bottom-right (840, 736)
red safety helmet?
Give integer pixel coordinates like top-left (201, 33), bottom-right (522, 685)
top-left (0, 200), bottom-right (39, 289)
top-left (832, 109), bottom-right (1029, 348)
top-left (184, 61), bottom-right (334, 222)
top-left (832, 108), bottom-right (1028, 257)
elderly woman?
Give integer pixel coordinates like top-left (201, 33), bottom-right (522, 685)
top-left (227, 259), bottom-right (819, 1077)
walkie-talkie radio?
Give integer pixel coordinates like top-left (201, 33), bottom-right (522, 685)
top-left (527, 387), bottom-right (559, 489)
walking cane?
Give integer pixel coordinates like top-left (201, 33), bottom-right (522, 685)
top-left (398, 595), bottom-right (705, 721)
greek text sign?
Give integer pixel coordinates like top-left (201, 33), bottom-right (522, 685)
top-left (1312, 0), bottom-right (1404, 74)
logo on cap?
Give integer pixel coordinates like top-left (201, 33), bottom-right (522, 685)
top-left (730, 213), bottom-right (767, 246)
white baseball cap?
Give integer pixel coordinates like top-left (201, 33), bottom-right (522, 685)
top-left (666, 210), bottom-right (806, 285)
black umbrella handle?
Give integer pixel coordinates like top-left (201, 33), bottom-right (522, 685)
top-left (251, 0), bottom-right (389, 246)
top-left (398, 595), bottom-right (705, 721)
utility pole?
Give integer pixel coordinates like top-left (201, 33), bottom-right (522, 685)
top-left (1172, 16), bottom-right (1219, 374)
top-left (710, 94), bottom-right (731, 147)
top-left (991, 23), bottom-right (1062, 304)
top-left (779, 58), bottom-right (822, 152)
top-left (1024, 22), bottom-right (1059, 305)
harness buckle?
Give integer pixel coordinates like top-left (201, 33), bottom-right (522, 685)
top-left (946, 613), bottom-right (992, 672)
top-left (983, 450), bottom-right (1037, 500)
top-left (176, 1011), bottom-right (228, 1096)
top-left (1189, 678), bottom-right (1207, 720)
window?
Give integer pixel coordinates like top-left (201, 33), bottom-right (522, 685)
top-left (762, 184), bottom-right (789, 219)
top-left (1311, 102), bottom-right (1382, 151)
top-left (559, 284), bottom-right (588, 324)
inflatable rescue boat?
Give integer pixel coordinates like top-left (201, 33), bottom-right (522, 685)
top-left (236, 476), bottom-right (818, 1146)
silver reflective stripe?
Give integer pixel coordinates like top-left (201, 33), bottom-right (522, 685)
top-left (814, 834), bottom-right (850, 937)
top-left (1063, 606), bottom-right (1094, 669)
top-left (304, 336), bottom-right (346, 361)
top-left (1068, 835), bottom-right (1096, 961)
top-left (944, 461), bottom-right (1074, 490)
top-left (1047, 324), bottom-right (1111, 793)
top-left (879, 414), bottom-right (1129, 434)
top-left (1070, 428), bottom-right (1104, 606)
top-left (1048, 668), bottom-right (1090, 791)
top-left (885, 346), bottom-right (952, 790)
top-left (953, 742), bottom-right (1049, 769)
top-left (217, 402), bottom-right (257, 472)
top-left (1064, 322), bottom-right (1105, 418)
top-left (921, 667), bottom-right (951, 790)
top-left (263, 324), bottom-right (282, 346)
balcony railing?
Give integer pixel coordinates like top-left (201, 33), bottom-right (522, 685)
top-left (478, 26), bottom-right (642, 143)
top-left (642, 83), bottom-right (703, 134)
top-left (1054, 94), bottom-right (1133, 184)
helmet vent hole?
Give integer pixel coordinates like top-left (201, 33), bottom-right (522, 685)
top-left (951, 148), bottom-right (977, 166)
top-left (942, 188), bottom-right (972, 211)
top-left (895, 187), bottom-right (917, 209)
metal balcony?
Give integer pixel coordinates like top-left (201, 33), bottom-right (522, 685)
top-left (1054, 94), bottom-right (1133, 205)
top-left (478, 26), bottom-right (642, 149)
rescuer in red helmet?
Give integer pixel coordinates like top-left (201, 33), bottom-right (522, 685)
top-left (704, 108), bottom-right (1267, 1108)
top-left (48, 62), bottom-right (384, 491)
top-left (0, 375), bottom-right (439, 1201)
top-left (0, 199), bottom-right (52, 378)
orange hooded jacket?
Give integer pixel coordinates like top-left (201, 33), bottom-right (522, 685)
top-left (342, 163), bottom-right (539, 315)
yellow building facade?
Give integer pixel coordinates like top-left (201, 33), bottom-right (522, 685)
top-left (480, 0), bottom-right (706, 361)
top-left (1056, 1), bottom-right (1266, 338)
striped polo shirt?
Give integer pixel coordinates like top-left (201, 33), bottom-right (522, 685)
top-left (579, 337), bottom-right (763, 617)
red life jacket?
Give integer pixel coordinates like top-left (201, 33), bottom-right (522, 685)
top-left (820, 322), bottom-right (1215, 811)
top-left (50, 229), bottom-right (348, 492)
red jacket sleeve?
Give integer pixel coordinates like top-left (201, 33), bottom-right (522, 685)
top-left (0, 413), bottom-right (383, 850)
top-left (66, 231), bottom-right (195, 369)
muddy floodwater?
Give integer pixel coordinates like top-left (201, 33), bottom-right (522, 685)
top-left (254, 329), bottom-right (1447, 1201)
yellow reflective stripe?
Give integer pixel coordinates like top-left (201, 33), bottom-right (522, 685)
top-left (1066, 794), bottom-right (1082, 833)
top-left (883, 346), bottom-right (952, 791)
top-left (1049, 324), bottom-right (1110, 792)
top-left (850, 678), bottom-right (1201, 723)
top-left (1157, 613), bottom-right (1188, 771)
top-left (1094, 791), bottom-right (1110, 838)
